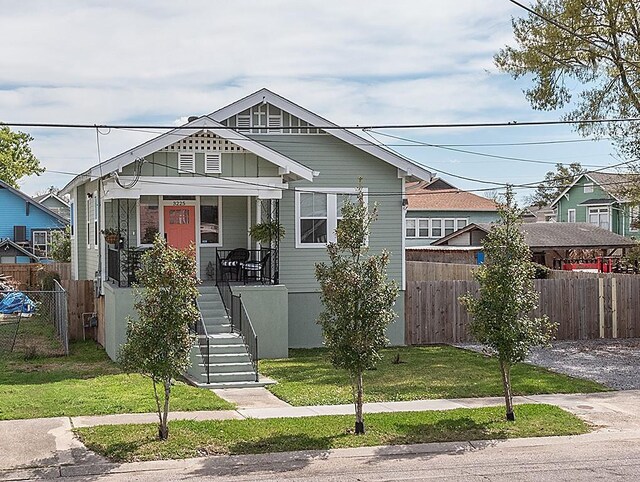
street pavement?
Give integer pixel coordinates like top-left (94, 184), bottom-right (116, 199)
top-left (3, 389), bottom-right (640, 480)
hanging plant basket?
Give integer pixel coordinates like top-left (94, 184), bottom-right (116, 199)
top-left (102, 229), bottom-right (121, 245)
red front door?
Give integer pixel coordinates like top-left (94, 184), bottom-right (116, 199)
top-left (164, 205), bottom-right (196, 250)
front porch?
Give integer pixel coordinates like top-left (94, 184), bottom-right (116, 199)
top-left (102, 195), bottom-right (281, 288)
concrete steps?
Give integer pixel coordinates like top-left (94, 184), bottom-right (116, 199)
top-left (186, 285), bottom-right (263, 388)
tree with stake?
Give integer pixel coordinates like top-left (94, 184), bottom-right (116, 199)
top-left (460, 186), bottom-right (556, 421)
top-left (119, 236), bottom-right (199, 440)
top-left (315, 188), bottom-right (398, 434)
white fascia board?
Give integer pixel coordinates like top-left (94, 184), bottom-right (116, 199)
top-left (209, 88), bottom-right (433, 182)
top-left (102, 176), bottom-right (284, 200)
top-left (549, 173), bottom-right (588, 208)
top-left (85, 117), bottom-right (313, 181)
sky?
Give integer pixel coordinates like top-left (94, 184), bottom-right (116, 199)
top-left (0, 0), bottom-right (618, 200)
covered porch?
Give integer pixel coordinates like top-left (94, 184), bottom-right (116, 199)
top-left (100, 177), bottom-right (282, 287)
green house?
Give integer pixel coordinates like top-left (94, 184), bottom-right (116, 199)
top-left (551, 172), bottom-right (638, 238)
top-left (62, 89), bottom-right (432, 387)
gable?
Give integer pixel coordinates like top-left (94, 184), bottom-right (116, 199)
top-left (220, 103), bottom-right (324, 135)
top-left (210, 88), bottom-right (432, 182)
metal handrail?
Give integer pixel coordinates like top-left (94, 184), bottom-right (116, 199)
top-left (194, 298), bottom-right (211, 384)
top-left (231, 293), bottom-right (259, 382)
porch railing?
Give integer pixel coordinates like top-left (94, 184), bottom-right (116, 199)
top-left (217, 277), bottom-right (259, 382)
top-left (215, 248), bottom-right (276, 285)
top-left (106, 247), bottom-right (147, 287)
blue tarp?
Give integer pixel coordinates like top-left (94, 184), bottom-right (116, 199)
top-left (0, 292), bottom-right (36, 314)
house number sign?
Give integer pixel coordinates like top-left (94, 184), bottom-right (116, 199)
top-left (172, 201), bottom-right (187, 206)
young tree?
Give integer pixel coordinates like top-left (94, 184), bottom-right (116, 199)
top-left (119, 236), bottom-right (199, 440)
top-left (315, 189), bottom-right (398, 434)
top-left (526, 162), bottom-right (585, 207)
top-left (495, 0), bottom-right (640, 159)
top-left (0, 125), bottom-right (44, 187)
top-left (460, 186), bottom-right (556, 421)
top-left (49, 226), bottom-right (71, 263)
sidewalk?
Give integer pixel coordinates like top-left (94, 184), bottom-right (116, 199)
top-left (70, 389), bottom-right (640, 429)
top-left (4, 389), bottom-right (640, 479)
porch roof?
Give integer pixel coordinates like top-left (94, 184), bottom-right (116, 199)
top-left (62, 116), bottom-right (315, 195)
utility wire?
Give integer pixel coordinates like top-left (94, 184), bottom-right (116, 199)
top-left (3, 116), bottom-right (640, 131)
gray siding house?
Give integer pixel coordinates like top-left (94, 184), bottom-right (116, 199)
top-left (62, 89), bottom-right (432, 387)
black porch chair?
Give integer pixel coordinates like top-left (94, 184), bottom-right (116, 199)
top-left (219, 248), bottom-right (250, 281)
top-left (242, 251), bottom-right (271, 284)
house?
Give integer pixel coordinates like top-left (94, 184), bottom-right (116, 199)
top-left (432, 221), bottom-right (636, 267)
top-left (551, 172), bottom-right (638, 237)
top-left (0, 180), bottom-right (68, 262)
top-left (523, 205), bottom-right (556, 223)
top-left (404, 178), bottom-right (499, 247)
top-left (33, 191), bottom-right (71, 220)
top-left (61, 88), bottom-right (432, 386)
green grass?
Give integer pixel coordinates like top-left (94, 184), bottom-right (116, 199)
top-left (0, 317), bottom-right (234, 420)
top-left (75, 404), bottom-right (590, 462)
top-left (259, 346), bottom-right (609, 406)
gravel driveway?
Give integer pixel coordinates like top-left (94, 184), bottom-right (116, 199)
top-left (458, 339), bottom-right (640, 390)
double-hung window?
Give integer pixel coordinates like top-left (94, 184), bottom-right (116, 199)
top-left (630, 206), bottom-right (640, 232)
top-left (568, 209), bottom-right (576, 223)
top-left (86, 197), bottom-right (92, 248)
top-left (32, 231), bottom-right (49, 258)
top-left (296, 189), bottom-right (363, 247)
top-left (588, 207), bottom-right (610, 230)
top-left (94, 192), bottom-right (98, 249)
top-left (405, 219), bottom-right (417, 238)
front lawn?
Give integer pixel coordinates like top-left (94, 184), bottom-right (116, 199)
top-left (259, 346), bottom-right (608, 406)
top-left (0, 317), bottom-right (234, 420)
top-left (76, 404), bottom-right (590, 462)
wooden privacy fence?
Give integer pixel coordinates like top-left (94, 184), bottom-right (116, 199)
top-left (406, 261), bottom-right (477, 281)
top-left (61, 280), bottom-right (96, 341)
top-left (405, 277), bottom-right (640, 345)
top-left (0, 262), bottom-right (71, 289)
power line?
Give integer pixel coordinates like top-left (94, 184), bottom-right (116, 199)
top-left (3, 115), bottom-right (640, 131)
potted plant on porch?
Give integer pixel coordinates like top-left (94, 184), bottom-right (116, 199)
top-left (249, 221), bottom-right (285, 245)
top-left (101, 228), bottom-right (121, 245)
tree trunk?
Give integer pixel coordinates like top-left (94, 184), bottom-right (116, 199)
top-left (500, 360), bottom-right (515, 421)
top-left (354, 371), bottom-right (365, 434)
top-left (159, 378), bottom-right (172, 440)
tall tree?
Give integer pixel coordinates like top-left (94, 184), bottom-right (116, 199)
top-left (495, 0), bottom-right (640, 159)
top-left (0, 125), bottom-right (44, 187)
top-left (527, 162), bottom-right (585, 207)
top-left (315, 188), bottom-right (398, 435)
top-left (119, 236), bottom-right (199, 440)
top-left (460, 186), bottom-right (556, 421)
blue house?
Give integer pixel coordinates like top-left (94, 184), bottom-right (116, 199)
top-left (0, 180), bottom-right (68, 263)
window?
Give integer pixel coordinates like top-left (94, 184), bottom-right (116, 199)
top-left (70, 202), bottom-right (75, 237)
top-left (200, 196), bottom-right (220, 245)
top-left (204, 152), bottom-right (222, 174)
top-left (431, 219), bottom-right (442, 238)
top-left (299, 192), bottom-right (328, 244)
top-left (567, 209), bottom-right (576, 223)
top-left (588, 207), bottom-right (610, 230)
top-left (404, 217), bottom-right (468, 238)
top-left (32, 231), bottom-right (49, 258)
top-left (405, 219), bottom-right (417, 238)
top-left (94, 192), bottom-right (98, 248)
top-left (584, 183), bottom-right (594, 194)
top-left (178, 152), bottom-right (195, 173)
top-left (630, 206), bottom-right (639, 232)
top-left (86, 197), bottom-right (91, 247)
top-left (295, 190), bottom-right (365, 247)
top-left (139, 196), bottom-right (159, 245)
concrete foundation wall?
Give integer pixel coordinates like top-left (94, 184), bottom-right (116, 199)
top-left (103, 283), bottom-right (136, 360)
top-left (231, 284), bottom-right (289, 359)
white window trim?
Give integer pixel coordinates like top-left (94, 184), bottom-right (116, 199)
top-left (588, 205), bottom-right (611, 231)
top-left (404, 217), bottom-right (468, 239)
top-left (567, 209), bottom-right (576, 223)
top-left (630, 205), bottom-right (639, 232)
top-left (32, 230), bottom-right (49, 258)
top-left (405, 218), bottom-right (417, 238)
top-left (198, 196), bottom-right (223, 248)
top-left (204, 152), bottom-right (222, 174)
top-left (294, 188), bottom-right (366, 248)
top-left (178, 152), bottom-right (196, 173)
top-left (86, 197), bottom-right (91, 249)
top-left (584, 183), bottom-right (594, 194)
top-left (70, 200), bottom-right (75, 239)
top-left (94, 191), bottom-right (98, 249)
